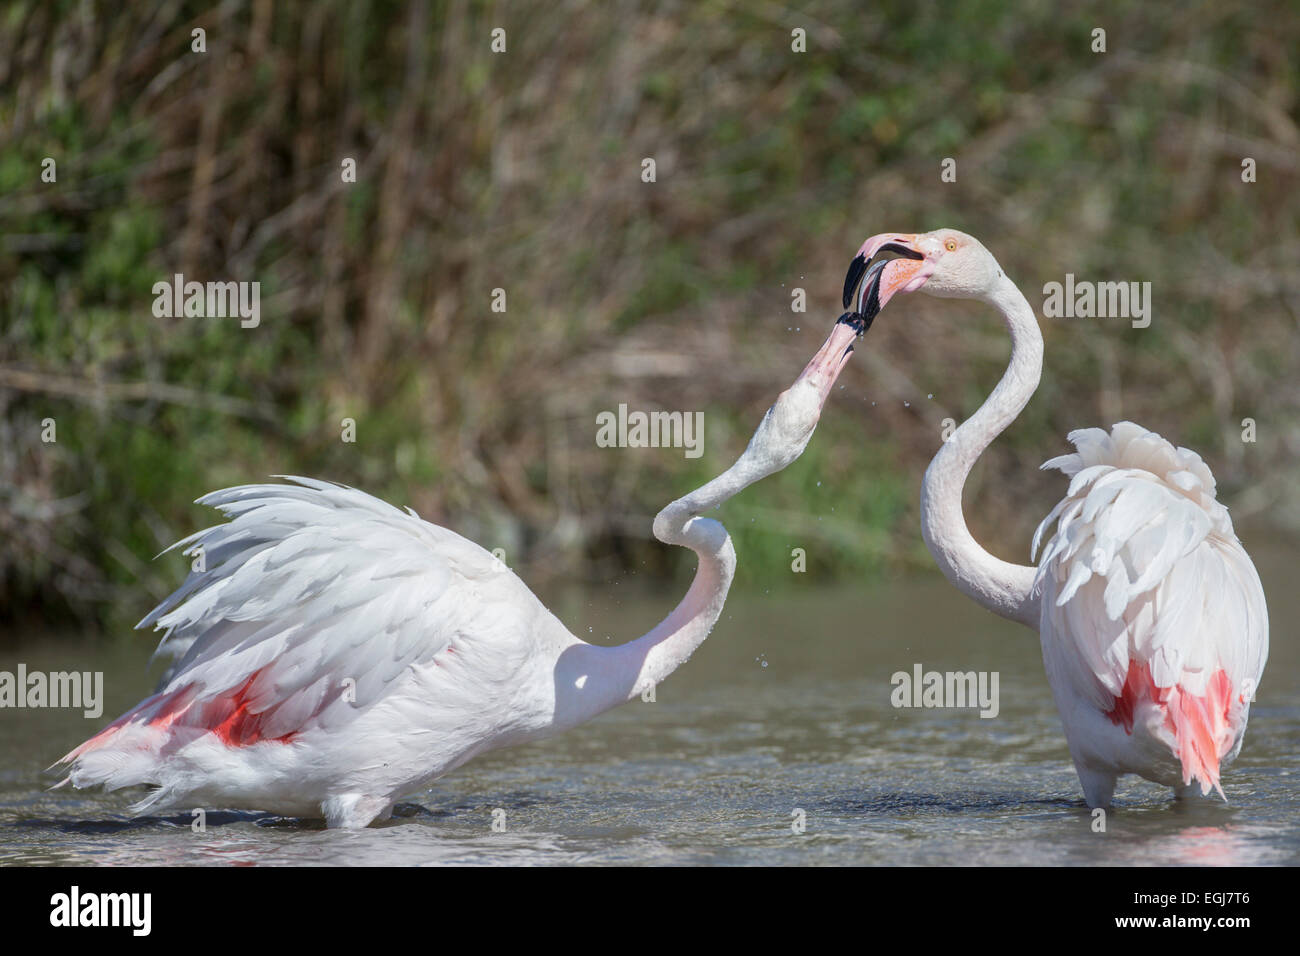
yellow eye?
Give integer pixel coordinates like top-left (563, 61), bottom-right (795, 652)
top-left (945, 239), bottom-right (957, 252)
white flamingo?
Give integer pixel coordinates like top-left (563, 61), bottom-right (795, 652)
top-left (55, 316), bottom-right (867, 827)
top-left (842, 229), bottom-right (1268, 807)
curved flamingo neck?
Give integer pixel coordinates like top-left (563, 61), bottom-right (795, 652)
top-left (628, 459), bottom-right (768, 679)
top-left (920, 272), bottom-right (1042, 627)
top-left (610, 457), bottom-right (762, 697)
top-left (551, 441), bottom-right (774, 729)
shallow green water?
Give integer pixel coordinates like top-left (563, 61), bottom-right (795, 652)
top-left (2, 543), bottom-right (1296, 866)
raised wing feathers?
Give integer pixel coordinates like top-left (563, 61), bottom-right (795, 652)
top-left (1034, 423), bottom-right (1267, 711)
top-left (136, 476), bottom-right (508, 737)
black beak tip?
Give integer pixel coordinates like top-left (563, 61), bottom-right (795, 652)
top-left (836, 310), bottom-right (870, 336)
top-left (842, 254), bottom-right (868, 309)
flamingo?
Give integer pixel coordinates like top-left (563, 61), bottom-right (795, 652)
top-left (842, 229), bottom-right (1268, 808)
top-left (54, 314), bottom-right (868, 827)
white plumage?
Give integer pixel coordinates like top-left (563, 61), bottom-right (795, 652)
top-left (55, 318), bottom-right (864, 827)
top-left (843, 228), bottom-right (1270, 806)
top-left (1033, 423), bottom-right (1268, 805)
top-left (61, 477), bottom-right (580, 827)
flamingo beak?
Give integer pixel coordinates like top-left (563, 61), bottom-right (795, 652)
top-left (796, 311), bottom-right (866, 409)
top-left (841, 233), bottom-right (931, 320)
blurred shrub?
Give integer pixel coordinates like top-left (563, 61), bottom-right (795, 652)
top-left (1, 0), bottom-right (1297, 632)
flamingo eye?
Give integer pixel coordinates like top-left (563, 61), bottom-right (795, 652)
top-left (945, 239), bottom-right (958, 252)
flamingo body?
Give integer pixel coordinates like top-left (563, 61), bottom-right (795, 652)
top-left (56, 316), bottom-right (866, 827)
top-left (1033, 423), bottom-right (1268, 806)
top-left (60, 478), bottom-right (580, 827)
top-left (842, 228), bottom-right (1270, 806)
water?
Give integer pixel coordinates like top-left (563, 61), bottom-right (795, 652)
top-left (2, 543), bottom-right (1296, 866)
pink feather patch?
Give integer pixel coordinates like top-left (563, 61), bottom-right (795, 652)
top-left (1106, 661), bottom-right (1233, 797)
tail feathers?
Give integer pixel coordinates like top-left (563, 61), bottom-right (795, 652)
top-left (55, 666), bottom-right (300, 800)
top-left (1107, 662), bottom-right (1235, 798)
top-left (1167, 670), bottom-right (1234, 799)
top-left (53, 684), bottom-right (196, 793)
top-left (61, 724), bottom-right (168, 793)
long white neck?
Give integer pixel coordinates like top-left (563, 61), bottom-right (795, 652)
top-left (619, 465), bottom-right (753, 692)
top-left (547, 323), bottom-right (847, 729)
top-left (920, 272), bottom-right (1042, 627)
top-left (551, 412), bottom-right (789, 729)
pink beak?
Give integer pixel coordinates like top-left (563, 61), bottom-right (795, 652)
top-left (841, 233), bottom-right (934, 318)
top-left (795, 312), bottom-right (866, 409)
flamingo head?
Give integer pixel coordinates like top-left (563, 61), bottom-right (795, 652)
top-left (841, 229), bottom-right (1003, 317)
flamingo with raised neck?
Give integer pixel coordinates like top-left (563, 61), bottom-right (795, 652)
top-left (843, 229), bottom-right (1268, 807)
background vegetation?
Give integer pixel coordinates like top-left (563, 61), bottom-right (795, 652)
top-left (3, 0), bottom-right (1298, 636)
